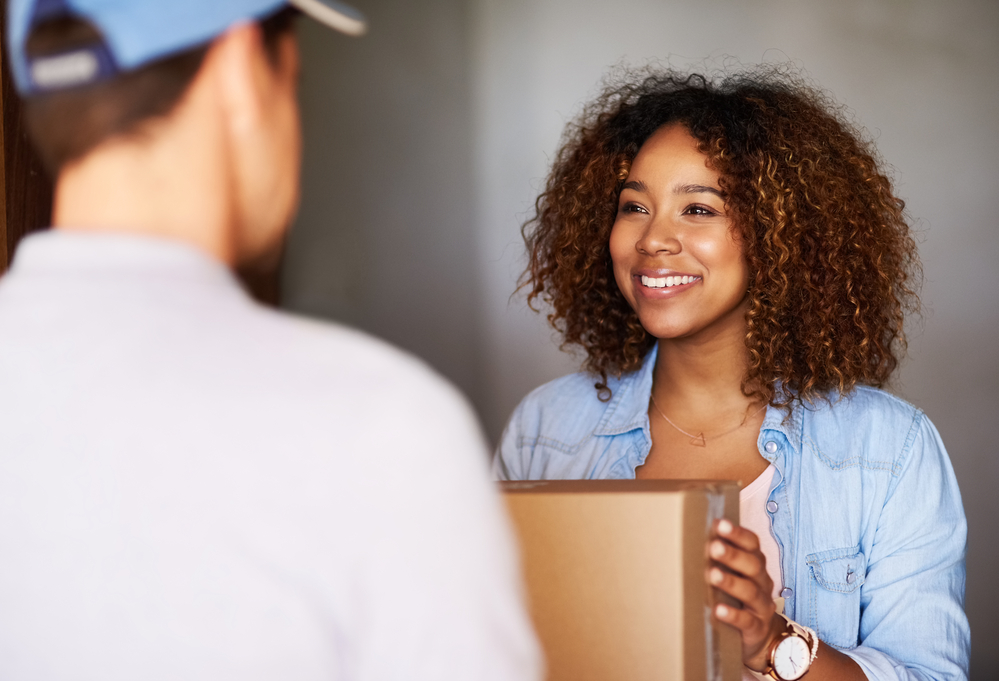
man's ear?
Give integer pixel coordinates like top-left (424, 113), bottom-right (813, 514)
top-left (205, 22), bottom-right (269, 139)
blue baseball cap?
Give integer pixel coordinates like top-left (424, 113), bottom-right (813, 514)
top-left (6, 0), bottom-right (367, 96)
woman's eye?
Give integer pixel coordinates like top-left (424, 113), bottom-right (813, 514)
top-left (683, 204), bottom-right (717, 216)
top-left (620, 202), bottom-right (648, 215)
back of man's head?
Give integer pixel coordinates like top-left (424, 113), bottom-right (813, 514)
top-left (6, 0), bottom-right (367, 174)
top-left (21, 10), bottom-right (299, 174)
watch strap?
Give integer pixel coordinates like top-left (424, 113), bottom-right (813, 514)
top-left (788, 615), bottom-right (819, 664)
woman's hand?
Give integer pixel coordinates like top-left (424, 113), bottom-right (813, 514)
top-left (707, 518), bottom-right (784, 671)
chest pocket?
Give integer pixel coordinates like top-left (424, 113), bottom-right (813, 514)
top-left (805, 546), bottom-right (866, 650)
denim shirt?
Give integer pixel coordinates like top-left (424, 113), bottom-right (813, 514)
top-left (495, 348), bottom-right (969, 680)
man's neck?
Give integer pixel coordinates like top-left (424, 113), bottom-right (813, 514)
top-left (52, 86), bottom-right (238, 266)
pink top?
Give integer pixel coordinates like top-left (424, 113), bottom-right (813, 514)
top-left (739, 465), bottom-right (782, 680)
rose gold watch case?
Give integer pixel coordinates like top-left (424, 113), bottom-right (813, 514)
top-left (771, 633), bottom-right (811, 680)
top-left (759, 620), bottom-right (812, 681)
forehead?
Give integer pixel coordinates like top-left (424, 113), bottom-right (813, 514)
top-left (628, 124), bottom-right (719, 185)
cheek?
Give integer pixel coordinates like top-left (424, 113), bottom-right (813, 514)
top-left (609, 219), bottom-right (635, 272)
top-left (690, 230), bottom-right (746, 271)
top-left (721, 233), bottom-right (750, 286)
top-left (608, 221), bottom-right (635, 295)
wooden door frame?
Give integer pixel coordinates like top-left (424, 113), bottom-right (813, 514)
top-left (0, 0), bottom-right (54, 275)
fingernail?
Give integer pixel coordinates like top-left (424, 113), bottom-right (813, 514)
top-left (716, 604), bottom-right (729, 618)
top-left (710, 541), bottom-right (725, 559)
top-left (718, 519), bottom-right (733, 535)
top-left (710, 568), bottom-right (724, 585)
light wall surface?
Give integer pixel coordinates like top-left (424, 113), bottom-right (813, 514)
top-left (284, 0), bottom-right (999, 675)
top-left (284, 0), bottom-right (481, 402)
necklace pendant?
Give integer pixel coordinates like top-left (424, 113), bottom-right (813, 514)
top-left (690, 433), bottom-right (707, 447)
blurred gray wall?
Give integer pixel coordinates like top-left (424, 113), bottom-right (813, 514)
top-left (283, 0), bottom-right (481, 402)
top-left (283, 0), bottom-right (999, 675)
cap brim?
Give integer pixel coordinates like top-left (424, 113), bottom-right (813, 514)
top-left (289, 0), bottom-right (367, 36)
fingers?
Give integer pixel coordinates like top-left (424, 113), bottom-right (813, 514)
top-left (707, 520), bottom-right (783, 666)
top-left (714, 601), bottom-right (783, 668)
top-left (708, 528), bottom-right (770, 591)
top-left (709, 566), bottom-right (774, 620)
top-left (707, 520), bottom-right (773, 619)
top-left (714, 601), bottom-right (767, 632)
top-left (712, 518), bottom-right (760, 552)
top-left (713, 597), bottom-right (775, 646)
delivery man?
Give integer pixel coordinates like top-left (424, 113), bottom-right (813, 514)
top-left (0, 1), bottom-right (541, 679)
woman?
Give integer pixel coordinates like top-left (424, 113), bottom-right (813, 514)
top-left (495, 68), bottom-right (969, 680)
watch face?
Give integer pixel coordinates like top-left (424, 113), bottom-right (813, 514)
top-left (773, 635), bottom-right (811, 680)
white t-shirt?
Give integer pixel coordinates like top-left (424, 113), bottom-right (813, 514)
top-left (739, 464), bottom-right (783, 600)
top-left (0, 231), bottom-right (541, 681)
top-left (739, 464), bottom-right (783, 681)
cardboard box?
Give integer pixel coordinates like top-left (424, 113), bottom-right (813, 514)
top-left (501, 480), bottom-right (742, 681)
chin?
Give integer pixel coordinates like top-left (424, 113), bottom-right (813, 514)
top-left (635, 315), bottom-right (695, 341)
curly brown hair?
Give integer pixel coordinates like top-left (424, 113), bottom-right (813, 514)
top-left (522, 66), bottom-right (920, 408)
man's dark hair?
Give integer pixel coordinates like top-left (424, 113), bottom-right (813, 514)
top-left (23, 7), bottom-right (299, 173)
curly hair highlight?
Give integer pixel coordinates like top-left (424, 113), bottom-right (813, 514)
top-left (522, 66), bottom-right (920, 408)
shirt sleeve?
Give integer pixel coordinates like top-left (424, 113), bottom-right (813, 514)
top-left (842, 412), bottom-right (969, 680)
top-left (339, 377), bottom-right (543, 681)
top-left (493, 397), bottom-right (530, 481)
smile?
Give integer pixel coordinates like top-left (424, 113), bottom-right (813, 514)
top-left (640, 274), bottom-right (700, 289)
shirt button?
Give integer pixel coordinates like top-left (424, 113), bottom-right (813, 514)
top-left (766, 500), bottom-right (779, 514)
top-left (764, 441), bottom-right (777, 454)
top-left (780, 587), bottom-right (793, 599)
top-left (846, 570), bottom-right (856, 584)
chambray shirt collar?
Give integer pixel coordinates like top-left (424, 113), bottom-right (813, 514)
top-left (592, 342), bottom-right (804, 459)
top-left (759, 396), bottom-right (803, 462)
top-left (593, 345), bottom-right (658, 437)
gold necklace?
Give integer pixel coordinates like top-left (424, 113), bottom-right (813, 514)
top-left (649, 393), bottom-right (768, 447)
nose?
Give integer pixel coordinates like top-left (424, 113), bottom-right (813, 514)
top-left (636, 216), bottom-right (681, 256)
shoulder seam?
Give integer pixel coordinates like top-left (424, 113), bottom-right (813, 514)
top-left (851, 385), bottom-right (922, 414)
top-left (895, 409), bottom-right (925, 478)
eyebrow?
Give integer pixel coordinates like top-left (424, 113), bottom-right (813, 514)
top-left (674, 183), bottom-right (725, 198)
top-left (621, 180), bottom-right (649, 193)
top-left (620, 180), bottom-right (725, 199)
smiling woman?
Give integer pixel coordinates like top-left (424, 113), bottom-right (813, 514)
top-left (496, 67), bottom-right (969, 681)
top-left (609, 125), bottom-right (749, 346)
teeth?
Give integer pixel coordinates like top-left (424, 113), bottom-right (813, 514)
top-left (641, 275), bottom-right (698, 289)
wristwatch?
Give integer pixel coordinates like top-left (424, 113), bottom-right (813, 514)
top-left (748, 614), bottom-right (818, 680)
